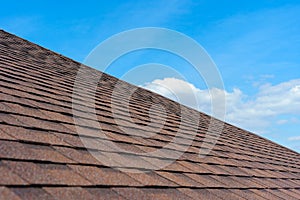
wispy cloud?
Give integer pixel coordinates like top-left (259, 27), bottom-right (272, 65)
top-left (288, 136), bottom-right (300, 141)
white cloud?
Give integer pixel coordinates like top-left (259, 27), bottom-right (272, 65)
top-left (288, 136), bottom-right (300, 141)
top-left (277, 119), bottom-right (288, 125)
top-left (142, 78), bottom-right (199, 108)
top-left (142, 77), bottom-right (300, 134)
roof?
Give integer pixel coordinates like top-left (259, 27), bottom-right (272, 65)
top-left (0, 30), bottom-right (299, 200)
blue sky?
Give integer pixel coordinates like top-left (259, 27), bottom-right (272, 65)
top-left (1, 0), bottom-right (300, 152)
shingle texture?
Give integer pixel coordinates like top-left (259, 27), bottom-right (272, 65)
top-left (0, 30), bottom-right (299, 200)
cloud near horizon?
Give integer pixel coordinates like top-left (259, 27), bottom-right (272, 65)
top-left (142, 77), bottom-right (300, 135)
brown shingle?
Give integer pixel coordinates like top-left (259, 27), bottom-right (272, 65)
top-left (246, 189), bottom-right (282, 199)
top-left (229, 189), bottom-right (265, 200)
top-left (0, 187), bottom-right (21, 200)
top-left (9, 188), bottom-right (53, 200)
top-left (97, 151), bottom-right (159, 170)
top-left (10, 114), bottom-right (73, 133)
top-left (211, 175), bottom-right (248, 188)
top-left (278, 189), bottom-right (300, 199)
top-left (178, 161), bottom-right (213, 174)
top-left (217, 166), bottom-right (251, 176)
top-left (87, 188), bottom-right (125, 200)
top-left (0, 140), bottom-right (73, 163)
top-left (178, 188), bottom-right (222, 200)
top-left (51, 131), bottom-right (84, 147)
top-left (1, 102), bottom-right (49, 120)
top-left (264, 189), bottom-right (296, 200)
top-left (184, 174), bottom-right (224, 188)
top-left (206, 189), bottom-right (245, 200)
top-left (0, 161), bottom-right (28, 185)
top-left (125, 170), bottom-right (177, 187)
top-left (0, 126), bottom-right (15, 140)
top-left (0, 124), bottom-right (69, 146)
top-left (161, 161), bottom-right (194, 172)
top-left (157, 171), bottom-right (200, 187)
top-left (69, 165), bottom-right (141, 186)
top-left (200, 163), bottom-right (230, 175)
top-left (139, 188), bottom-right (193, 200)
top-left (222, 176), bottom-right (264, 188)
top-left (112, 188), bottom-right (148, 200)
top-left (44, 187), bottom-right (96, 200)
top-left (3, 161), bottom-right (91, 185)
top-left (0, 113), bottom-right (24, 126)
top-left (53, 146), bottom-right (103, 165)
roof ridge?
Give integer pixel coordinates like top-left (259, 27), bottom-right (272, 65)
top-left (0, 29), bottom-right (83, 66)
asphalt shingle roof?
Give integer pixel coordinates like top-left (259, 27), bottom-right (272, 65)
top-left (0, 30), bottom-right (299, 200)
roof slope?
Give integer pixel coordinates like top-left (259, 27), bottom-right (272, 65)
top-left (0, 30), bottom-right (299, 200)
